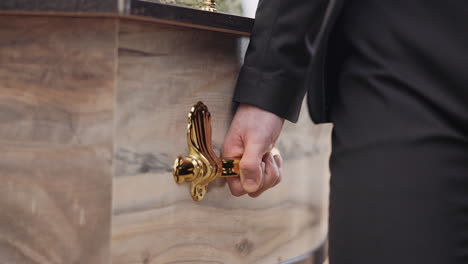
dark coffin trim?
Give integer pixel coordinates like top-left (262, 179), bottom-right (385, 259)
top-left (130, 0), bottom-right (253, 34)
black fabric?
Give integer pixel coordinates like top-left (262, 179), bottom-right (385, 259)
top-left (329, 1), bottom-right (468, 263)
top-left (233, 0), bottom-right (335, 123)
top-left (236, 0), bottom-right (468, 262)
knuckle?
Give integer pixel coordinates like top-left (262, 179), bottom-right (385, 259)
top-left (239, 160), bottom-right (258, 173)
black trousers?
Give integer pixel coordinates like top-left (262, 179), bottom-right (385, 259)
top-left (329, 69), bottom-right (468, 264)
top-left (328, 1), bottom-right (468, 263)
top-left (328, 49), bottom-right (468, 264)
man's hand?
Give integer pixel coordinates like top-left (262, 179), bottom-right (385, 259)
top-left (222, 104), bottom-right (284, 197)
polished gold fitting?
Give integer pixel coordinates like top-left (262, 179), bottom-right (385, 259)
top-left (173, 102), bottom-right (239, 202)
top-left (200, 0), bottom-right (216, 12)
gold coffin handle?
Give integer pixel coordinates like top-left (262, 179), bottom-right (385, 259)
top-left (173, 102), bottom-right (279, 202)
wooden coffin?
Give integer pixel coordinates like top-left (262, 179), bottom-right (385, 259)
top-left (0, 1), bottom-right (332, 263)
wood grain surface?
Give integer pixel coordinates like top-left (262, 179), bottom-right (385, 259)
top-left (111, 20), bottom-right (332, 264)
top-left (0, 16), bottom-right (116, 263)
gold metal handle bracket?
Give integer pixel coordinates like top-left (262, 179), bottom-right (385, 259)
top-left (173, 102), bottom-right (239, 201)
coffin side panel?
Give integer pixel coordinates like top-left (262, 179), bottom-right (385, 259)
top-left (0, 16), bottom-right (116, 264)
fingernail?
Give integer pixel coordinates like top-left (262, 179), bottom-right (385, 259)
top-left (243, 178), bottom-right (259, 192)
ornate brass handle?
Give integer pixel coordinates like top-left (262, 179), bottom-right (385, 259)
top-left (173, 102), bottom-right (280, 201)
top-left (173, 102), bottom-right (239, 201)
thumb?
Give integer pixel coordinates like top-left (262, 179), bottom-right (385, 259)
top-left (239, 143), bottom-right (266, 193)
top-left (222, 129), bottom-right (244, 159)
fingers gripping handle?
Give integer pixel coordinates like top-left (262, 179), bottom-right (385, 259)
top-left (173, 102), bottom-right (280, 201)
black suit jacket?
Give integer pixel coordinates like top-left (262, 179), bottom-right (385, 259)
top-left (234, 0), bottom-right (344, 124)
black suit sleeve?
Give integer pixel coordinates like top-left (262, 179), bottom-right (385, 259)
top-left (234, 0), bottom-right (329, 122)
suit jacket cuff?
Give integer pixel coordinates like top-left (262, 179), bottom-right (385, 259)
top-left (233, 65), bottom-right (306, 123)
